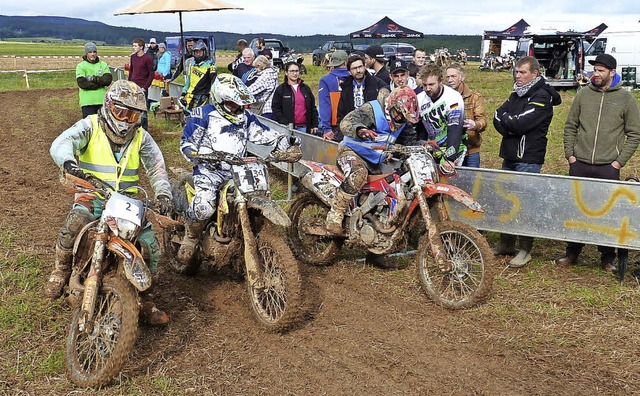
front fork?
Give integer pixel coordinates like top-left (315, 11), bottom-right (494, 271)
top-left (78, 222), bottom-right (108, 334)
top-left (235, 195), bottom-right (264, 290)
top-left (413, 187), bottom-right (452, 272)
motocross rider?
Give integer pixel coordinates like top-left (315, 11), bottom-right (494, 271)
top-left (46, 80), bottom-right (174, 325)
top-left (327, 87), bottom-right (420, 237)
top-left (180, 40), bottom-right (217, 111)
top-left (177, 74), bottom-right (301, 263)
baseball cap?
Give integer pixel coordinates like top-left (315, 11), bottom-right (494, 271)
top-left (150, 38), bottom-right (157, 44)
top-left (158, 43), bottom-right (166, 49)
top-left (389, 59), bottom-right (409, 74)
top-left (84, 42), bottom-right (97, 53)
top-left (588, 53), bottom-right (616, 70)
top-left (328, 50), bottom-right (348, 67)
top-left (365, 44), bottom-right (385, 61)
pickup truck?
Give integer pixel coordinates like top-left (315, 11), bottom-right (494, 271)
top-left (312, 40), bottom-right (354, 66)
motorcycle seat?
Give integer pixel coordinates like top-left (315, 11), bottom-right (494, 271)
top-left (367, 173), bottom-right (394, 183)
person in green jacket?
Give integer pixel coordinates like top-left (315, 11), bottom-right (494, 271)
top-left (76, 42), bottom-right (112, 118)
top-left (558, 54), bottom-right (640, 272)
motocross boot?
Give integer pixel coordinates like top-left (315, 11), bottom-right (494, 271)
top-left (326, 189), bottom-right (354, 235)
top-left (177, 219), bottom-right (206, 264)
top-left (44, 245), bottom-right (73, 299)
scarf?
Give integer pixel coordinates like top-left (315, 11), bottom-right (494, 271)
top-left (513, 76), bottom-right (541, 97)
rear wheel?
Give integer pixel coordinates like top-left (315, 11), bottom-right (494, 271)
top-left (416, 221), bottom-right (494, 309)
top-left (287, 193), bottom-right (342, 266)
top-left (65, 276), bottom-right (139, 388)
top-left (247, 224), bottom-right (302, 331)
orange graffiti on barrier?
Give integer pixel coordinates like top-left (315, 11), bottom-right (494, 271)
top-left (495, 174), bottom-right (519, 222)
top-left (572, 180), bottom-right (638, 217)
top-left (458, 173), bottom-right (485, 220)
top-left (564, 217), bottom-right (637, 244)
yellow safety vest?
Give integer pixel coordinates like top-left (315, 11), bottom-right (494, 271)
top-left (78, 115), bottom-right (143, 193)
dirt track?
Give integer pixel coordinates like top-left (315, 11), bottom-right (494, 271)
top-left (2, 88), bottom-right (639, 395)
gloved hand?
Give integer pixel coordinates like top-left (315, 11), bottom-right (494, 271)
top-left (179, 96), bottom-right (187, 107)
top-left (156, 195), bottom-right (173, 215)
top-left (85, 75), bottom-right (95, 83)
top-left (63, 160), bottom-right (87, 179)
top-left (271, 146), bottom-right (302, 163)
top-left (357, 128), bottom-right (377, 140)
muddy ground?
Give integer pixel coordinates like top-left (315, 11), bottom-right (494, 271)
top-left (1, 88), bottom-right (639, 395)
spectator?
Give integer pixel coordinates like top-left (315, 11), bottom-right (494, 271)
top-left (493, 56), bottom-right (561, 268)
top-left (75, 42), bottom-right (112, 118)
top-left (156, 43), bottom-right (172, 96)
top-left (557, 54), bottom-right (640, 272)
top-left (337, 54), bottom-right (388, 126)
top-left (389, 59), bottom-right (417, 90)
top-left (233, 48), bottom-right (255, 83)
top-left (445, 63), bottom-right (488, 168)
top-left (364, 44), bottom-right (390, 84)
top-left (415, 63), bottom-right (467, 164)
top-left (246, 55), bottom-right (278, 118)
top-left (168, 38), bottom-right (195, 83)
top-left (256, 37), bottom-right (273, 59)
top-left (318, 50), bottom-right (350, 141)
top-left (227, 38), bottom-right (248, 72)
top-left (146, 37), bottom-right (159, 70)
top-left (128, 38), bottom-right (155, 130)
top-left (408, 48), bottom-right (427, 78)
top-left (180, 40), bottom-right (217, 111)
top-left (272, 62), bottom-right (318, 134)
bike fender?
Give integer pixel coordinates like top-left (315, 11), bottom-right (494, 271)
top-left (423, 183), bottom-right (484, 213)
top-left (107, 236), bottom-right (151, 291)
top-left (247, 195), bottom-right (291, 227)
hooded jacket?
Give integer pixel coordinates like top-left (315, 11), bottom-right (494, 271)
top-left (493, 78), bottom-right (562, 164)
top-left (318, 67), bottom-right (351, 132)
top-left (564, 73), bottom-right (640, 166)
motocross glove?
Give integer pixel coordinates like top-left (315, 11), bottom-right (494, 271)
top-left (63, 160), bottom-right (87, 179)
top-left (85, 75), bottom-right (95, 83)
top-left (156, 194), bottom-right (174, 215)
top-left (356, 128), bottom-right (377, 140)
top-left (271, 146), bottom-right (302, 163)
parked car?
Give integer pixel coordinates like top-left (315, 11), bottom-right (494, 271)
top-left (381, 43), bottom-right (416, 62)
top-left (249, 38), bottom-right (288, 69)
top-left (516, 29), bottom-right (593, 88)
top-left (165, 35), bottom-right (216, 70)
top-left (312, 40), bottom-right (354, 66)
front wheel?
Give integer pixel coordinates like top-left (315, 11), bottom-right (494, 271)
top-left (299, 64), bottom-right (308, 75)
top-left (65, 276), bottom-right (139, 388)
top-left (287, 193), bottom-right (342, 266)
top-left (247, 223), bottom-right (303, 331)
top-left (416, 221), bottom-right (494, 309)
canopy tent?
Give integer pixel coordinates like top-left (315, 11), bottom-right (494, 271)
top-left (115, 0), bottom-right (242, 68)
top-left (350, 16), bottom-right (423, 39)
top-left (481, 19), bottom-right (529, 57)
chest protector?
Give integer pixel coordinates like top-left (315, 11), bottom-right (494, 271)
top-left (340, 100), bottom-right (405, 165)
top-left (78, 115), bottom-right (143, 193)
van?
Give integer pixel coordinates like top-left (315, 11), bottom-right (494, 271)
top-left (516, 29), bottom-right (592, 88)
top-left (164, 35), bottom-right (216, 70)
top-left (585, 28), bottom-right (640, 88)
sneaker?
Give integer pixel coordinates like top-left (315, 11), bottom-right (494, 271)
top-left (555, 254), bottom-right (578, 265)
top-left (508, 249), bottom-right (531, 268)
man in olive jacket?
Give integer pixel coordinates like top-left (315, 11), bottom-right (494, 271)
top-left (558, 54), bottom-right (640, 271)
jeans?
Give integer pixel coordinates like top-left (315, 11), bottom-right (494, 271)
top-left (294, 126), bottom-right (307, 133)
top-left (463, 152), bottom-right (480, 168)
top-left (501, 159), bottom-right (542, 174)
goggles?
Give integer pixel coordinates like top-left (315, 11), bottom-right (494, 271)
top-left (109, 102), bottom-right (142, 123)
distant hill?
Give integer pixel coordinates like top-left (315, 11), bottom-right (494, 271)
top-left (0, 15), bottom-right (482, 54)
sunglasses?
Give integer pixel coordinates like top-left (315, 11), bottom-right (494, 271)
top-left (109, 102), bottom-right (142, 123)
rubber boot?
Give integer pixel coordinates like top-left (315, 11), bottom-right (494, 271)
top-left (44, 245), bottom-right (73, 299)
top-left (509, 237), bottom-right (533, 268)
top-left (493, 233), bottom-right (517, 256)
top-left (326, 189), bottom-right (354, 235)
top-left (177, 219), bottom-right (206, 264)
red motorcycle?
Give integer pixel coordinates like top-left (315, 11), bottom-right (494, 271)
top-left (287, 145), bottom-right (495, 309)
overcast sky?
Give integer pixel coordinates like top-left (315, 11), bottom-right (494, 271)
top-left (2, 0), bottom-right (640, 37)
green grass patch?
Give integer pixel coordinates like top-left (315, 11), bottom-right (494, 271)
top-left (0, 41), bottom-right (132, 56)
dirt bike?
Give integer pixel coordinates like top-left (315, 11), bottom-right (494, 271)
top-left (280, 49), bottom-right (307, 74)
top-left (287, 145), bottom-right (495, 309)
top-left (60, 173), bottom-right (179, 388)
top-left (163, 151), bottom-right (303, 331)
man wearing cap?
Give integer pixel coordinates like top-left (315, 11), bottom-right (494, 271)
top-left (76, 42), bottom-right (112, 118)
top-left (146, 38), bottom-right (160, 70)
top-left (557, 53), bottom-right (640, 272)
top-left (364, 44), bottom-right (390, 84)
top-left (317, 50), bottom-right (350, 141)
top-left (337, 54), bottom-right (388, 126)
top-left (389, 59), bottom-right (417, 91)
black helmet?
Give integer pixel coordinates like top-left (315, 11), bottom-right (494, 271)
top-left (193, 40), bottom-right (208, 63)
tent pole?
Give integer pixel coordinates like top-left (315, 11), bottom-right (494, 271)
top-left (179, 11), bottom-right (186, 76)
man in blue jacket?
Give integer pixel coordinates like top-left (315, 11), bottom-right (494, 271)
top-left (318, 50), bottom-right (350, 141)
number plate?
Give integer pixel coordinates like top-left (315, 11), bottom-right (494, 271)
top-left (103, 192), bottom-right (144, 226)
top-left (232, 162), bottom-right (269, 193)
top-left (407, 153), bottom-right (437, 185)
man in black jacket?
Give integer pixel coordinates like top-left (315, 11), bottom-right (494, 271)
top-left (492, 56), bottom-right (561, 268)
top-left (337, 54), bottom-right (388, 126)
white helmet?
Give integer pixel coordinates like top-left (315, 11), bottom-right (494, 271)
top-left (210, 74), bottom-right (255, 125)
top-left (100, 80), bottom-right (146, 144)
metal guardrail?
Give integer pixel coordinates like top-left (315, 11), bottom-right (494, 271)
top-left (116, 70), bottom-right (640, 250)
